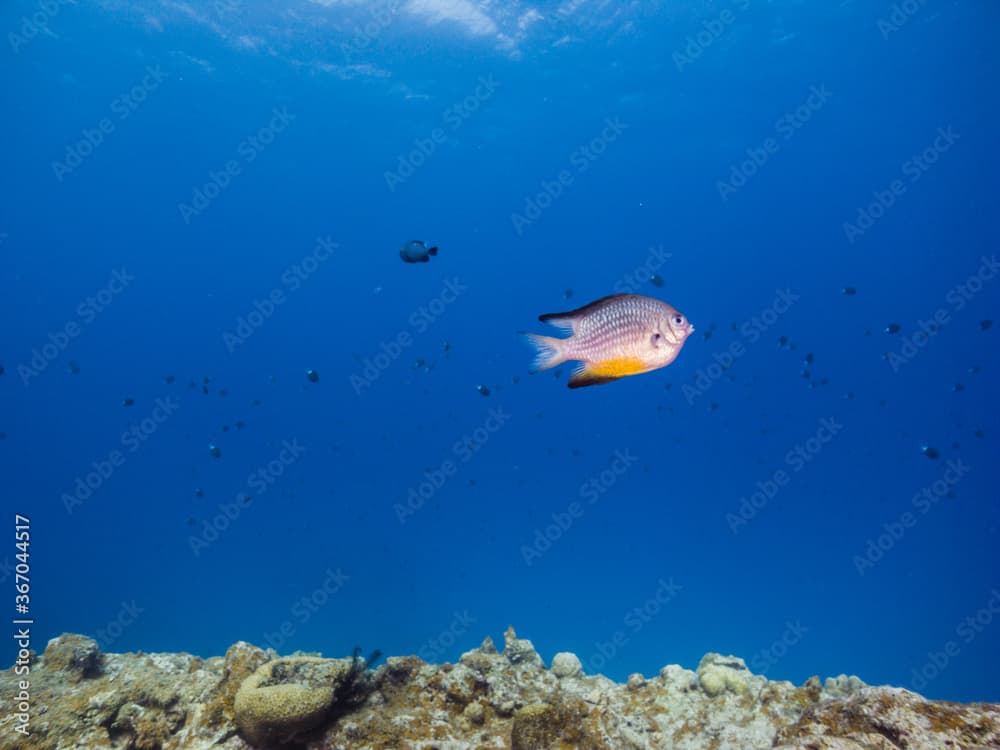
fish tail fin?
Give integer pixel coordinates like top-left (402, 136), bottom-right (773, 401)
top-left (428, 245), bottom-right (439, 256)
top-left (523, 332), bottom-right (569, 372)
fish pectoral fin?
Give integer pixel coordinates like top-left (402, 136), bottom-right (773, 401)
top-left (568, 358), bottom-right (647, 389)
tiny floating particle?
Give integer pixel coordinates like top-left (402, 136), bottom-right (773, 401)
top-left (122, 398), bottom-right (135, 407)
top-left (476, 384), bottom-right (491, 397)
top-left (981, 319), bottom-right (993, 330)
top-left (208, 444), bottom-right (221, 459)
top-left (842, 286), bottom-right (857, 296)
top-left (885, 323), bottom-right (901, 334)
top-left (921, 445), bottom-right (939, 460)
top-left (306, 369), bottom-right (319, 383)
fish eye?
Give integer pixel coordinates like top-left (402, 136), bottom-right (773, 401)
top-left (672, 315), bottom-right (685, 326)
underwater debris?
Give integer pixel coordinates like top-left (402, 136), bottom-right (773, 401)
top-left (399, 239), bottom-right (438, 263)
top-left (306, 369), bottom-right (320, 383)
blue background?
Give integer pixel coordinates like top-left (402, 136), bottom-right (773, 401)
top-left (1, 0), bottom-right (997, 702)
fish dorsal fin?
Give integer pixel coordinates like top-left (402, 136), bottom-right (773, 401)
top-left (539, 294), bottom-right (631, 331)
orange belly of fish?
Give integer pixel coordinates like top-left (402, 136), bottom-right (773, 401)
top-left (587, 357), bottom-right (649, 377)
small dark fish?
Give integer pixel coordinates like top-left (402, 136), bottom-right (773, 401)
top-left (68, 360), bottom-right (80, 374)
top-left (845, 392), bottom-right (856, 400)
top-left (921, 445), bottom-right (939, 460)
top-left (235, 421), bottom-right (246, 430)
top-left (221, 425), bottom-right (230, 432)
top-left (885, 323), bottom-right (901, 334)
top-left (252, 399), bottom-right (262, 406)
top-left (218, 388), bottom-right (228, 397)
top-left (842, 286), bottom-right (857, 296)
top-left (804, 352), bottom-right (814, 364)
top-left (801, 369), bottom-right (811, 379)
top-left (0, 364), bottom-right (4, 376)
top-left (981, 319), bottom-right (993, 331)
top-left (201, 385), bottom-right (209, 395)
top-left (564, 289), bottom-right (574, 299)
top-left (974, 429), bottom-right (985, 439)
top-left (208, 444), bottom-right (221, 458)
top-left (413, 359), bottom-right (426, 369)
top-left (164, 374), bottom-right (175, 384)
top-left (778, 336), bottom-right (789, 347)
top-left (306, 369), bottom-right (319, 383)
top-left (0, 432), bottom-right (7, 440)
top-left (953, 383), bottom-right (965, 392)
top-left (476, 384), bottom-right (491, 397)
top-left (649, 274), bottom-right (665, 288)
top-left (400, 240), bottom-right (438, 263)
top-left (123, 398), bottom-right (135, 407)
top-left (194, 488), bottom-right (205, 498)
top-left (186, 517), bottom-right (196, 526)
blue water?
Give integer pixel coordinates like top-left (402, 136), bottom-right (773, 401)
top-left (3, 0), bottom-right (998, 703)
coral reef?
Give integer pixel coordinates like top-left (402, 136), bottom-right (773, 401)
top-left (1, 629), bottom-right (997, 750)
